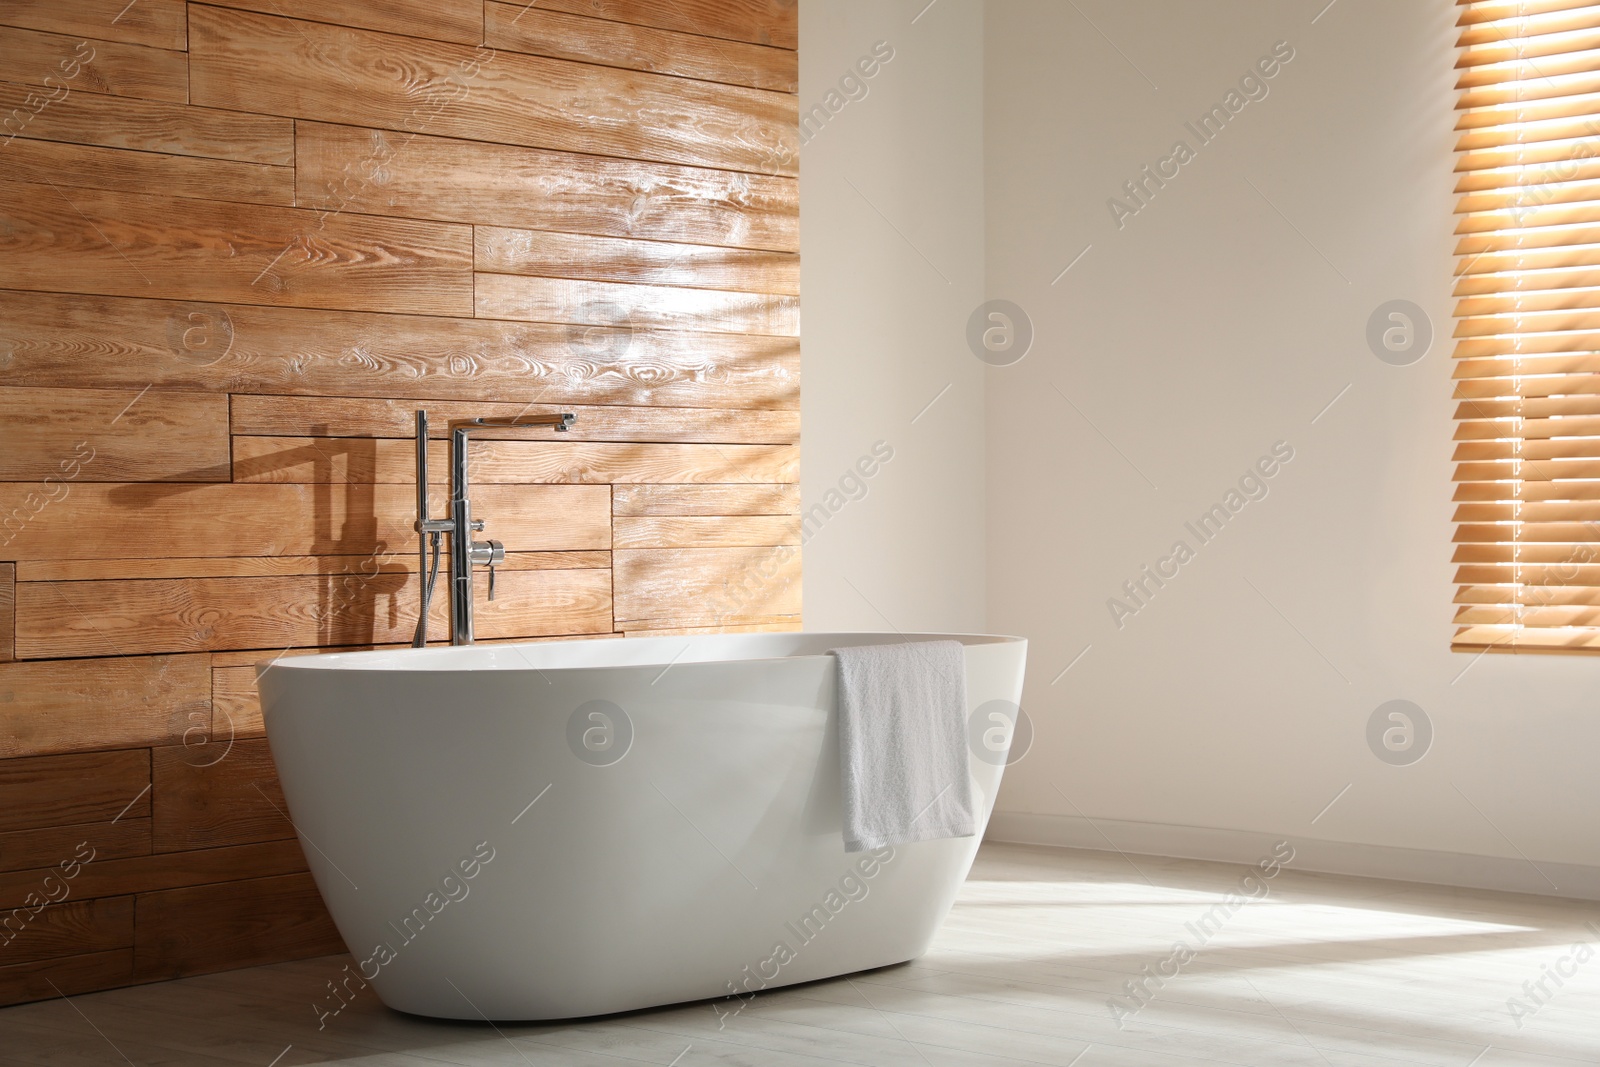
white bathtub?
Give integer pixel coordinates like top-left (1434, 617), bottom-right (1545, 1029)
top-left (258, 631), bottom-right (1027, 1021)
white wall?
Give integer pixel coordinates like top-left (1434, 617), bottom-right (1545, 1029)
top-left (799, 0), bottom-right (986, 634)
top-left (985, 0), bottom-right (1600, 894)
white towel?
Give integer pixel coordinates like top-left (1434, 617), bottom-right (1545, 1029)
top-left (830, 640), bottom-right (976, 853)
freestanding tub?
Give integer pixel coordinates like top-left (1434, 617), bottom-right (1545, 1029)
top-left (258, 631), bottom-right (1027, 1021)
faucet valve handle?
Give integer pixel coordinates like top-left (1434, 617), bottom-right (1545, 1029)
top-left (470, 519), bottom-right (485, 532)
top-left (472, 539), bottom-right (505, 600)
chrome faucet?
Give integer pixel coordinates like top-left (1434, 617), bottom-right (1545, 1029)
top-left (412, 409), bottom-right (574, 646)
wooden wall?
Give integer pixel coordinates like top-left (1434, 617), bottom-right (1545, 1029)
top-left (0, 0), bottom-right (799, 1005)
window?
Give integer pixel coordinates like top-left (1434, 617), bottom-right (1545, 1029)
top-left (1453, 0), bottom-right (1600, 651)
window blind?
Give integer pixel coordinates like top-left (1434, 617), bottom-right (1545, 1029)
top-left (1452, 0), bottom-right (1600, 652)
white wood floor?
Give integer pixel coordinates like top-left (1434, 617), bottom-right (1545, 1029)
top-left (2, 842), bottom-right (1597, 1066)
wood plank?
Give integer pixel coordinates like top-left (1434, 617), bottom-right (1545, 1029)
top-left (614, 546), bottom-right (799, 628)
top-left (612, 483), bottom-right (800, 516)
top-left (0, 1), bottom-right (187, 51)
top-left (21, 556), bottom-right (413, 583)
top-left (475, 274), bottom-right (801, 336)
top-left (231, 438), bottom-right (796, 484)
top-left (20, 550), bottom-right (609, 581)
top-left (0, 291), bottom-right (800, 410)
top-left (0, 137), bottom-right (294, 205)
top-left (16, 566), bottom-right (613, 657)
top-left (491, 552), bottom-right (611, 570)
top-left (229, 435), bottom-right (450, 485)
top-left (613, 515), bottom-right (799, 549)
top-left (0, 655), bottom-right (207, 758)
top-left (461, 443), bottom-right (796, 484)
top-left (0, 896), bottom-right (133, 966)
top-left (0, 948), bottom-right (133, 1006)
top-left (0, 839), bottom-right (309, 909)
top-left (0, 81), bottom-right (293, 163)
top-left (0, 563), bottom-right (11, 662)
top-left (477, 443), bottom-right (796, 484)
top-left (18, 573), bottom-right (431, 658)
top-left (199, 0), bottom-right (482, 44)
top-left (0, 26), bottom-right (187, 103)
top-left (422, 563), bottom-right (616, 644)
top-left (0, 818), bottom-right (149, 873)
top-left (0, 750), bottom-right (148, 833)
top-left (0, 482), bottom-right (610, 561)
top-left (132, 872), bottom-right (343, 982)
top-left (151, 740), bottom-right (291, 852)
top-left (475, 226), bottom-right (799, 296)
top-left (295, 121), bottom-right (798, 252)
top-left (0, 387), bottom-right (230, 482)
top-left (533, 0), bottom-right (798, 50)
top-left (0, 181), bottom-right (473, 315)
top-left (229, 396), bottom-right (799, 445)
top-left (483, 3), bottom-right (797, 92)
top-left (190, 7), bottom-right (797, 176)
top-left (624, 618), bottom-right (799, 637)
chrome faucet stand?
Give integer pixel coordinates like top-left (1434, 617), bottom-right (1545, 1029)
top-left (412, 408), bottom-right (575, 646)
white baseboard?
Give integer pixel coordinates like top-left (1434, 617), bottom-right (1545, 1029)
top-left (985, 810), bottom-right (1600, 902)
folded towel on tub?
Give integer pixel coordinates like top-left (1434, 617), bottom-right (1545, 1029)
top-left (829, 639), bottom-right (975, 853)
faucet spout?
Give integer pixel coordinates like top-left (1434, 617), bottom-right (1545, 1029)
top-left (451, 413), bottom-right (574, 432)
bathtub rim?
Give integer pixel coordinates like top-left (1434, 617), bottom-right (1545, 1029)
top-left (254, 631), bottom-right (1026, 677)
